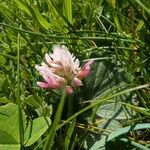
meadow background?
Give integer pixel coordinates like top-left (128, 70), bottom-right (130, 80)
top-left (0, 0), bottom-right (150, 150)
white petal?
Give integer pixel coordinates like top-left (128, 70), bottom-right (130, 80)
top-left (45, 53), bottom-right (52, 64)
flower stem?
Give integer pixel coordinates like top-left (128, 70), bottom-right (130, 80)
top-left (67, 96), bottom-right (73, 118)
top-left (43, 90), bottom-right (67, 150)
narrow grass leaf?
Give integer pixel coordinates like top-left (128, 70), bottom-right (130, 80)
top-left (120, 138), bottom-right (150, 150)
top-left (31, 5), bottom-right (50, 30)
top-left (64, 118), bottom-right (76, 150)
top-left (90, 123), bottom-right (150, 150)
top-left (13, 0), bottom-right (31, 16)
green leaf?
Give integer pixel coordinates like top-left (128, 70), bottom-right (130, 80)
top-left (0, 145), bottom-right (20, 150)
top-left (83, 119), bottom-right (121, 149)
top-left (0, 103), bottom-right (26, 142)
top-left (0, 129), bottom-right (20, 150)
top-left (120, 138), bottom-right (150, 150)
top-left (25, 95), bottom-right (42, 109)
top-left (0, 131), bottom-right (17, 144)
top-left (25, 95), bottom-right (53, 117)
top-left (120, 102), bottom-right (150, 117)
top-left (13, 0), bottom-right (50, 29)
top-left (135, 20), bottom-right (144, 32)
top-left (84, 61), bottom-right (126, 100)
top-left (0, 3), bottom-right (14, 23)
top-left (63, 0), bottom-right (72, 24)
top-left (36, 104), bottom-right (53, 117)
top-left (20, 69), bottom-right (33, 80)
top-left (134, 0), bottom-right (150, 15)
top-left (82, 133), bottom-right (102, 150)
top-left (90, 123), bottom-right (150, 150)
top-left (13, 0), bottom-right (31, 16)
top-left (0, 55), bottom-right (6, 66)
top-left (107, 123), bottom-right (150, 142)
top-left (97, 119), bottom-right (121, 132)
top-left (0, 97), bottom-right (10, 104)
top-left (24, 117), bottom-right (51, 147)
top-left (31, 5), bottom-right (50, 30)
top-left (96, 103), bottom-right (135, 120)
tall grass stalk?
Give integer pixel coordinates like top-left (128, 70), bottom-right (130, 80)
top-left (43, 90), bottom-right (67, 150)
top-left (58, 84), bottom-right (149, 129)
top-left (17, 31), bottom-right (24, 148)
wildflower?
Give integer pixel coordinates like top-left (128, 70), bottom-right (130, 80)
top-left (35, 45), bottom-right (93, 94)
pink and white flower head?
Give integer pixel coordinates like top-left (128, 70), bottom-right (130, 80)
top-left (35, 45), bottom-right (93, 94)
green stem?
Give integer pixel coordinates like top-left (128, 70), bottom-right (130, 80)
top-left (63, 96), bottom-right (74, 150)
top-left (17, 31), bottom-right (24, 149)
top-left (134, 0), bottom-right (150, 15)
top-left (67, 96), bottom-right (73, 118)
top-left (43, 90), bottom-right (67, 150)
top-left (58, 84), bottom-right (149, 129)
top-left (0, 23), bottom-right (140, 43)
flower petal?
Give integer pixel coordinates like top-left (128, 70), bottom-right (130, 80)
top-left (37, 82), bottom-right (50, 88)
top-left (79, 60), bottom-right (94, 78)
top-left (45, 53), bottom-right (52, 64)
top-left (82, 60), bottom-right (94, 70)
top-left (73, 77), bottom-right (82, 87)
top-left (35, 45), bottom-right (93, 93)
top-left (65, 86), bottom-right (74, 95)
top-left (35, 65), bottom-right (43, 71)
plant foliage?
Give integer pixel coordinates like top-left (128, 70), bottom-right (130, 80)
top-left (0, 0), bottom-right (150, 149)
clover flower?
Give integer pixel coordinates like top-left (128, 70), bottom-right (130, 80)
top-left (35, 45), bottom-right (93, 94)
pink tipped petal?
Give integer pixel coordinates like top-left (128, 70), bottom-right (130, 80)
top-left (36, 63), bottom-right (50, 75)
top-left (66, 86), bottom-right (74, 95)
top-left (50, 83), bottom-right (62, 89)
top-left (35, 45), bottom-right (93, 93)
top-left (82, 60), bottom-right (94, 70)
top-left (43, 75), bottom-right (52, 84)
top-left (37, 82), bottom-right (50, 88)
top-left (73, 77), bottom-right (82, 87)
top-left (43, 74), bottom-right (66, 89)
top-left (79, 69), bottom-right (90, 78)
top-left (79, 60), bottom-right (94, 78)
top-left (42, 75), bottom-right (59, 89)
top-left (49, 82), bottom-right (62, 89)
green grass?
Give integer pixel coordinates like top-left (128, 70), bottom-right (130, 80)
top-left (0, 0), bottom-right (150, 150)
